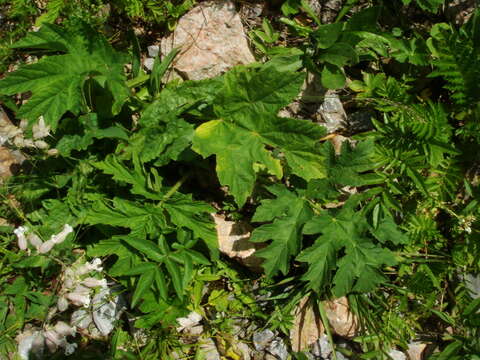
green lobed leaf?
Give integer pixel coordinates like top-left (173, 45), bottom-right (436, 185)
top-left (250, 185), bottom-right (313, 277)
top-left (0, 23), bottom-right (129, 128)
top-left (213, 65), bottom-right (305, 121)
top-left (321, 64), bottom-right (346, 89)
top-left (193, 114), bottom-right (326, 206)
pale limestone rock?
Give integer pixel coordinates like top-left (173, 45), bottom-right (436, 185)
top-left (319, 90), bottom-right (347, 133)
top-left (253, 329), bottom-right (275, 351)
top-left (198, 337), bottom-right (221, 360)
top-left (161, 1), bottom-right (255, 81)
top-left (388, 349), bottom-right (407, 360)
top-left (212, 214), bottom-right (263, 271)
top-left (323, 297), bottom-right (358, 338)
top-left (290, 296), bottom-right (324, 352)
top-left (147, 45), bottom-right (159, 58)
top-left (407, 342), bottom-right (427, 360)
top-left (267, 338), bottom-right (288, 360)
top-left (0, 146), bottom-right (22, 179)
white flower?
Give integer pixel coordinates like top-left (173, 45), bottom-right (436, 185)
top-left (34, 140), bottom-right (49, 149)
top-left (14, 226), bottom-right (28, 250)
top-left (50, 224), bottom-right (73, 244)
top-left (66, 293), bottom-right (91, 307)
top-left (17, 330), bottom-right (44, 360)
top-left (44, 329), bottom-right (62, 352)
top-left (57, 296), bottom-right (69, 312)
top-left (37, 224), bottom-right (73, 253)
top-left (32, 116), bottom-right (50, 139)
top-left (54, 321), bottom-right (76, 337)
top-left (38, 240), bottom-right (56, 254)
top-left (76, 258), bottom-right (103, 276)
top-left (82, 277), bottom-right (107, 288)
top-left (27, 233), bottom-right (43, 250)
top-left (64, 342), bottom-right (78, 356)
top-left (71, 309), bottom-right (93, 329)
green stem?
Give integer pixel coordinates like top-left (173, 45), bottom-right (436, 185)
top-left (160, 174), bottom-right (189, 205)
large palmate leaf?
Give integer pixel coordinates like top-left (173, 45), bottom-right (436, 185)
top-left (193, 64), bottom-right (326, 206)
top-left (250, 185), bottom-right (313, 277)
top-left (0, 23), bottom-right (129, 129)
top-left (57, 113), bottom-right (128, 156)
top-left (164, 193), bottom-right (218, 259)
top-left (193, 114), bottom-right (326, 206)
top-left (213, 65), bottom-right (305, 120)
top-left (297, 198), bottom-right (399, 296)
top-left (126, 117), bottom-right (194, 165)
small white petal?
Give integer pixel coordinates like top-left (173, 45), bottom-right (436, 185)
top-left (72, 284), bottom-right (91, 296)
top-left (31, 331), bottom-right (45, 358)
top-left (44, 330), bottom-right (61, 352)
top-left (17, 332), bottom-right (35, 360)
top-left (82, 277), bottom-right (107, 288)
top-left (54, 321), bottom-right (76, 337)
top-left (89, 258), bottom-right (103, 272)
top-left (27, 233), bottom-right (43, 249)
top-left (50, 224), bottom-right (73, 244)
top-left (14, 226), bottom-right (28, 250)
top-left (34, 140), bottom-right (49, 149)
top-left (66, 293), bottom-right (91, 307)
top-left (64, 342), bottom-right (78, 356)
top-left (71, 309), bottom-right (93, 329)
top-left (57, 296), bottom-right (69, 312)
top-left (38, 240), bottom-right (55, 253)
top-left (33, 116), bottom-right (51, 139)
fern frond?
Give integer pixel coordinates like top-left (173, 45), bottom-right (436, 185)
top-left (428, 19), bottom-right (480, 107)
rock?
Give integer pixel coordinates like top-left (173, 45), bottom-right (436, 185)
top-left (267, 338), bottom-right (288, 360)
top-left (92, 286), bottom-right (126, 337)
top-left (307, 0), bottom-right (322, 16)
top-left (253, 329), bottom-right (275, 351)
top-left (318, 91), bottom-right (347, 133)
top-left (320, 0), bottom-right (344, 24)
top-left (161, 1), bottom-right (255, 81)
top-left (465, 273), bottom-right (480, 299)
top-left (315, 334), bottom-right (332, 359)
top-left (240, 2), bottom-right (264, 19)
top-left (347, 111), bottom-right (374, 133)
top-left (388, 349), bottom-right (406, 360)
top-left (0, 146), bottom-right (23, 179)
top-left (176, 311), bottom-right (204, 335)
top-left (144, 58), bottom-right (155, 71)
top-left (290, 296), bottom-right (324, 352)
top-left (323, 297), bottom-right (358, 338)
top-left (407, 342), bottom-right (427, 360)
top-left (333, 351), bottom-right (349, 360)
top-left (212, 214), bottom-right (263, 271)
top-left (235, 341), bottom-right (252, 360)
top-left (198, 337), bottom-right (221, 360)
top-left (445, 0), bottom-right (475, 25)
top-left (0, 107), bottom-right (16, 145)
top-left (147, 45), bottom-right (159, 58)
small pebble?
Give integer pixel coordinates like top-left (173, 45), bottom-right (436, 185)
top-left (253, 329), bottom-right (275, 351)
top-left (147, 45), bottom-right (159, 58)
